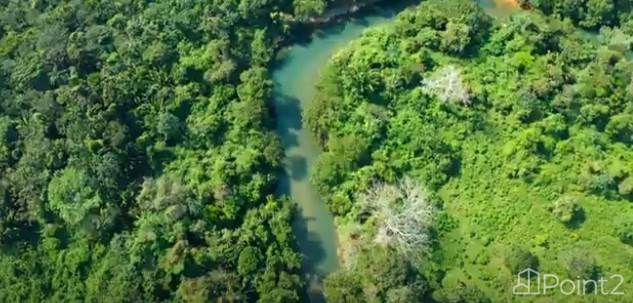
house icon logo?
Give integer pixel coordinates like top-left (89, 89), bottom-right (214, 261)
top-left (513, 268), bottom-right (541, 295)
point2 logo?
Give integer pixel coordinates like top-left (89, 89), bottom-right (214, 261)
top-left (512, 268), bottom-right (625, 296)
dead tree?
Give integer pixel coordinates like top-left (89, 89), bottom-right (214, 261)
top-left (358, 177), bottom-right (434, 256)
top-left (422, 65), bottom-right (471, 106)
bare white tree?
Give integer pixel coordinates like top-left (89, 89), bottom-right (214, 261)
top-left (422, 65), bottom-right (471, 106)
top-left (358, 177), bottom-right (435, 256)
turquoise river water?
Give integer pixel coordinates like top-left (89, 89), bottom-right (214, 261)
top-left (272, 7), bottom-right (399, 301)
top-left (271, 1), bottom-right (520, 301)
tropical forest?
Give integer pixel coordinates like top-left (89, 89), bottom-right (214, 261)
top-left (0, 0), bottom-right (632, 302)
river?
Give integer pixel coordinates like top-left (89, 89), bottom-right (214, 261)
top-left (271, 1), bottom-right (520, 302)
top-left (272, 6), bottom-right (401, 301)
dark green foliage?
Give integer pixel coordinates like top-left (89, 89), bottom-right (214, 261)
top-left (323, 270), bottom-right (365, 303)
top-left (0, 0), bottom-right (313, 301)
top-left (293, 0), bottom-right (328, 20)
top-left (324, 246), bottom-right (425, 302)
top-left (526, 0), bottom-right (631, 29)
top-left (506, 246), bottom-right (539, 274)
top-left (434, 282), bottom-right (492, 303)
top-left (615, 219), bottom-right (633, 245)
top-left (238, 246), bottom-right (261, 276)
top-left (606, 113), bottom-right (633, 144)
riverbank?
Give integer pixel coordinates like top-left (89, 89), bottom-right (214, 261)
top-left (307, 0), bottom-right (383, 24)
top-left (271, 2), bottom-right (528, 302)
top-left (312, 0), bottom-right (525, 24)
top-left (271, 5), bottom-right (408, 302)
top-left (295, 0), bottom-right (633, 301)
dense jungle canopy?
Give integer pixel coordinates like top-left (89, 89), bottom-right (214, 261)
top-left (1, 0), bottom-right (633, 302)
top-left (308, 0), bottom-right (633, 302)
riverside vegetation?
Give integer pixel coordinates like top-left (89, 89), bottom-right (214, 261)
top-left (0, 0), bottom-right (369, 301)
top-left (307, 0), bottom-right (633, 302)
top-left (1, 0), bottom-right (633, 302)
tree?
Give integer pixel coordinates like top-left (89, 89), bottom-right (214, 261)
top-left (581, 0), bottom-right (615, 28)
top-left (505, 246), bottom-right (539, 275)
top-left (435, 281), bottom-right (491, 303)
top-left (561, 249), bottom-right (598, 280)
top-left (386, 286), bottom-right (422, 303)
top-left (177, 276), bottom-right (213, 303)
top-left (422, 65), bottom-right (471, 105)
top-left (354, 246), bottom-right (425, 301)
top-left (177, 272), bottom-right (242, 303)
top-left (550, 195), bottom-right (584, 226)
top-left (157, 112), bottom-right (183, 144)
top-left (618, 177), bottom-right (633, 197)
top-left (293, 0), bottom-right (326, 20)
top-left (0, 0), bottom-right (306, 301)
top-left (256, 271), bottom-right (301, 303)
top-left (251, 29), bottom-right (272, 66)
top-left (615, 219), bottom-right (633, 246)
top-left (323, 270), bottom-right (365, 303)
top-left (237, 246), bottom-right (261, 276)
top-left (0, 117), bottom-right (16, 169)
top-left (47, 167), bottom-right (108, 228)
top-left (358, 177), bottom-right (435, 256)
top-left (440, 22), bottom-right (471, 55)
top-left (606, 113), bottom-right (633, 144)
top-left (143, 41), bottom-right (175, 67)
top-left (85, 237), bottom-right (143, 302)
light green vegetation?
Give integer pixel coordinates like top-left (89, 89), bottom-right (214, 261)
top-left (306, 0), bottom-right (633, 301)
top-left (521, 0), bottom-right (633, 30)
top-left (2, 0), bottom-right (633, 301)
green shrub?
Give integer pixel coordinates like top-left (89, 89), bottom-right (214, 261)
top-left (505, 246), bottom-right (539, 275)
top-left (561, 249), bottom-right (598, 279)
top-left (616, 220), bottom-right (633, 246)
top-left (618, 177), bottom-right (633, 197)
top-left (550, 195), bottom-right (584, 226)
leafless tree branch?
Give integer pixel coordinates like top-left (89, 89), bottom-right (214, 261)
top-left (358, 177), bottom-right (434, 256)
top-left (422, 65), bottom-right (471, 106)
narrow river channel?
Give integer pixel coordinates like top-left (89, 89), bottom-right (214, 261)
top-left (271, 1), bottom-right (520, 302)
top-left (272, 6), bottom-right (402, 301)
